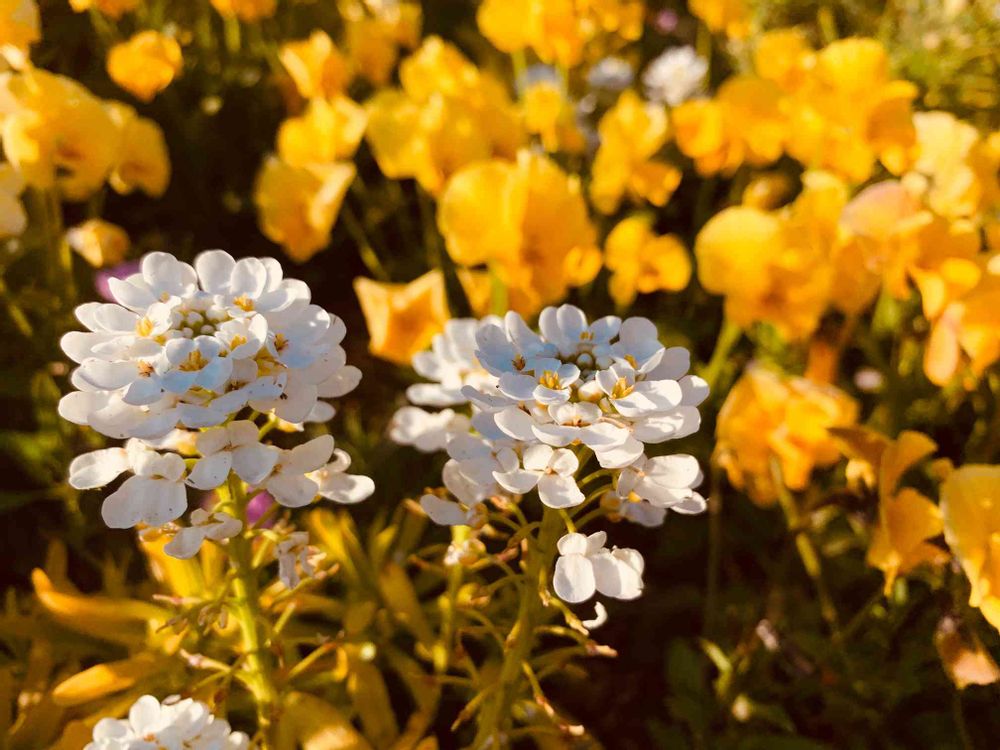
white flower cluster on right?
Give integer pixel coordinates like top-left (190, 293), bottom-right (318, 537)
top-left (391, 304), bottom-right (708, 613)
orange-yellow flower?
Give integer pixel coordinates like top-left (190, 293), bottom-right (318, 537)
top-left (210, 0), bottom-right (274, 21)
top-left (590, 90), bottom-right (680, 214)
top-left (689, 0), bottom-right (751, 39)
top-left (438, 150), bottom-right (599, 316)
top-left (941, 465), bottom-right (1000, 631)
top-left (279, 31), bottom-right (352, 101)
top-left (522, 79), bottom-right (585, 155)
top-left (353, 270), bottom-right (450, 366)
top-left (66, 219), bottom-right (130, 268)
top-left (277, 97), bottom-right (367, 166)
top-left (254, 157), bottom-right (355, 262)
top-left (107, 31), bottom-right (182, 103)
top-left (68, 0), bottom-right (138, 19)
top-left (604, 214), bottom-right (691, 307)
top-left (0, 0), bottom-right (38, 69)
top-left (715, 365), bottom-right (858, 506)
top-left (106, 102), bottom-right (171, 197)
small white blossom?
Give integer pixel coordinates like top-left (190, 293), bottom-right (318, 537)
top-left (642, 46), bottom-right (707, 106)
top-left (309, 449), bottom-right (375, 504)
top-left (587, 57), bottom-right (634, 91)
top-left (617, 454), bottom-right (706, 512)
top-left (276, 531), bottom-right (319, 588)
top-left (261, 435), bottom-right (335, 508)
top-left (493, 445), bottom-right (584, 509)
top-left (86, 694), bottom-right (249, 750)
top-left (186, 420), bottom-right (278, 490)
top-left (553, 531), bottom-right (644, 604)
top-left (164, 509), bottom-right (242, 559)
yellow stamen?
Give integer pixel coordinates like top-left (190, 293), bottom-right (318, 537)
top-left (233, 294), bottom-right (255, 312)
top-left (611, 376), bottom-right (634, 399)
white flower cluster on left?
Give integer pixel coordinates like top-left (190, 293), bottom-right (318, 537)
top-left (62, 250), bottom-right (374, 558)
top-left (86, 694), bottom-right (248, 750)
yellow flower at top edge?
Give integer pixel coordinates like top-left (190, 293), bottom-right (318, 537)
top-left (941, 464), bottom-right (1000, 631)
top-left (279, 31), bottom-right (352, 101)
top-left (66, 219), bottom-right (130, 268)
top-left (834, 428), bottom-right (947, 594)
top-left (590, 89), bottom-right (681, 214)
top-left (353, 270), bottom-right (450, 366)
top-left (107, 31), bottom-right (183, 103)
top-left (68, 0), bottom-right (138, 20)
top-left (438, 149), bottom-right (600, 316)
top-left (604, 214), bottom-right (691, 307)
top-left (340, 0), bottom-right (422, 85)
top-left (477, 0), bottom-right (585, 69)
top-left (0, 0), bottom-right (38, 69)
top-left (210, 0), bottom-right (275, 22)
top-left (714, 364), bottom-right (858, 507)
top-left (0, 68), bottom-right (119, 201)
top-left (277, 97), bottom-right (368, 166)
top-left (364, 37), bottom-right (524, 195)
top-left (689, 0), bottom-right (751, 39)
top-left (253, 156), bottom-right (355, 263)
top-left (106, 102), bottom-right (171, 197)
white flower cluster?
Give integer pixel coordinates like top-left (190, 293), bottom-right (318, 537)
top-left (392, 305), bottom-right (708, 610)
top-left (62, 251), bottom-right (374, 559)
top-left (86, 694), bottom-right (248, 750)
top-left (642, 46), bottom-right (707, 107)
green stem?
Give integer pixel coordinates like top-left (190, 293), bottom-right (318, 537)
top-left (699, 319), bottom-right (742, 393)
top-left (219, 474), bottom-right (278, 746)
top-left (472, 507), bottom-right (565, 748)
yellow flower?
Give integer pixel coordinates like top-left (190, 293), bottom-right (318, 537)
top-left (753, 28), bottom-right (812, 92)
top-left (353, 270), bottom-right (449, 365)
top-left (590, 90), bottom-right (680, 214)
top-left (277, 96), bottom-right (367, 166)
top-left (0, 162), bottom-right (26, 237)
top-left (66, 219), bottom-right (129, 268)
top-left (941, 464), bottom-right (1000, 630)
top-left (210, 0), bottom-right (274, 21)
top-left (438, 150), bottom-right (598, 315)
top-left (280, 31), bottom-right (352, 101)
top-left (68, 0), bottom-right (138, 19)
top-left (365, 37), bottom-right (523, 195)
top-left (604, 214), bottom-right (691, 307)
top-left (715, 365), bottom-right (858, 506)
top-left (106, 102), bottom-right (171, 197)
top-left (838, 429), bottom-right (948, 594)
top-left (522, 79), bottom-right (585, 154)
top-left (106, 31), bottom-right (182, 103)
top-left (695, 203), bottom-right (830, 339)
top-left (254, 156), bottom-right (354, 263)
top-left (0, 69), bottom-right (118, 200)
top-left (477, 0), bottom-right (586, 68)
top-left (689, 0), bottom-right (751, 39)
top-left (0, 0), bottom-right (38, 69)
top-left (340, 0), bottom-right (421, 85)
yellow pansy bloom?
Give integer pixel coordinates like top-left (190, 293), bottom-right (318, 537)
top-left (604, 214), bottom-right (691, 307)
top-left (277, 96), bottom-right (367, 166)
top-left (715, 365), bottom-right (858, 506)
top-left (107, 31), bottom-right (182, 103)
top-left (279, 31), bottom-right (352, 101)
top-left (66, 219), bottom-right (129, 268)
top-left (438, 150), bottom-right (599, 316)
top-left (68, 0), bottom-right (138, 19)
top-left (254, 156), bottom-right (355, 262)
top-left (365, 37), bottom-right (523, 195)
top-left (847, 430), bottom-right (948, 594)
top-left (0, 69), bottom-right (118, 200)
top-left (689, 0), bottom-right (751, 39)
top-left (941, 465), bottom-right (1000, 631)
top-left (354, 270), bottom-right (450, 366)
top-left (0, 0), bottom-right (38, 69)
top-left (695, 203), bottom-right (831, 340)
top-left (591, 90), bottom-right (680, 214)
top-left (106, 102), bottom-right (171, 197)
top-left (210, 0), bottom-right (275, 21)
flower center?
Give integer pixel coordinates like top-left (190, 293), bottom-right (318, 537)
top-left (611, 376), bottom-right (634, 399)
top-left (233, 294), bottom-right (255, 312)
top-left (179, 349), bottom-right (210, 372)
top-left (135, 316), bottom-right (156, 337)
top-left (538, 370), bottom-right (562, 390)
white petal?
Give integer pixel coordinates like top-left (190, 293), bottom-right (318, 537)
top-left (267, 474), bottom-right (319, 508)
top-left (163, 526), bottom-right (207, 559)
top-left (284, 435), bottom-right (335, 473)
top-left (68, 448), bottom-right (129, 489)
top-left (186, 452), bottom-right (233, 490)
top-left (232, 443), bottom-right (279, 486)
top-left (420, 494), bottom-right (472, 526)
top-left (139, 480), bottom-right (188, 526)
top-left (549, 448), bottom-right (578, 476)
top-left (317, 473), bottom-right (374, 504)
top-left (537, 474), bottom-right (584, 508)
top-left (646, 454), bottom-right (701, 488)
top-left (493, 468), bottom-right (540, 495)
top-left (101, 477), bottom-right (144, 528)
top-left (556, 532), bottom-right (589, 555)
top-left (582, 601), bottom-right (608, 630)
top-left (494, 406), bottom-right (536, 441)
top-left (595, 436), bottom-right (644, 469)
top-left (592, 549), bottom-right (644, 600)
top-left (194, 249), bottom-right (235, 294)
top-left (522, 443), bottom-right (554, 472)
top-left (553, 554), bottom-right (596, 603)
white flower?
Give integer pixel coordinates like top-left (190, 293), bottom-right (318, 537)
top-left (595, 362), bottom-right (682, 417)
top-left (164, 509), bottom-right (242, 559)
top-left (390, 406), bottom-right (470, 452)
top-left (261, 435), bottom-right (335, 508)
top-left (493, 445), bottom-right (584, 509)
top-left (85, 694), bottom-right (249, 750)
top-left (186, 420), bottom-right (278, 490)
top-left (407, 318), bottom-right (497, 406)
top-left (309, 449), bottom-right (375, 504)
top-left (617, 454), bottom-right (706, 513)
top-left (419, 492), bottom-right (488, 527)
top-left (552, 531), bottom-right (644, 604)
top-left (538, 305), bottom-right (620, 361)
top-left (276, 531), bottom-right (319, 588)
top-left (642, 46), bottom-right (707, 106)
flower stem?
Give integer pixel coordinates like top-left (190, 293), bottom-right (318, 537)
top-left (219, 474), bottom-right (278, 745)
top-left (472, 507), bottom-right (565, 748)
top-left (700, 319), bottom-right (742, 392)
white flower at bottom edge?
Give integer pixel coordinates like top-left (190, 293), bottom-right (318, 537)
top-left (260, 435), bottom-right (335, 508)
top-left (492, 444), bottom-right (584, 509)
top-left (308, 449), bottom-right (375, 505)
top-left (163, 509), bottom-right (242, 559)
top-left (616, 454), bottom-right (706, 513)
top-left (552, 531), bottom-right (644, 604)
top-left (85, 694), bottom-right (249, 750)
top-left (276, 531), bottom-right (319, 589)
